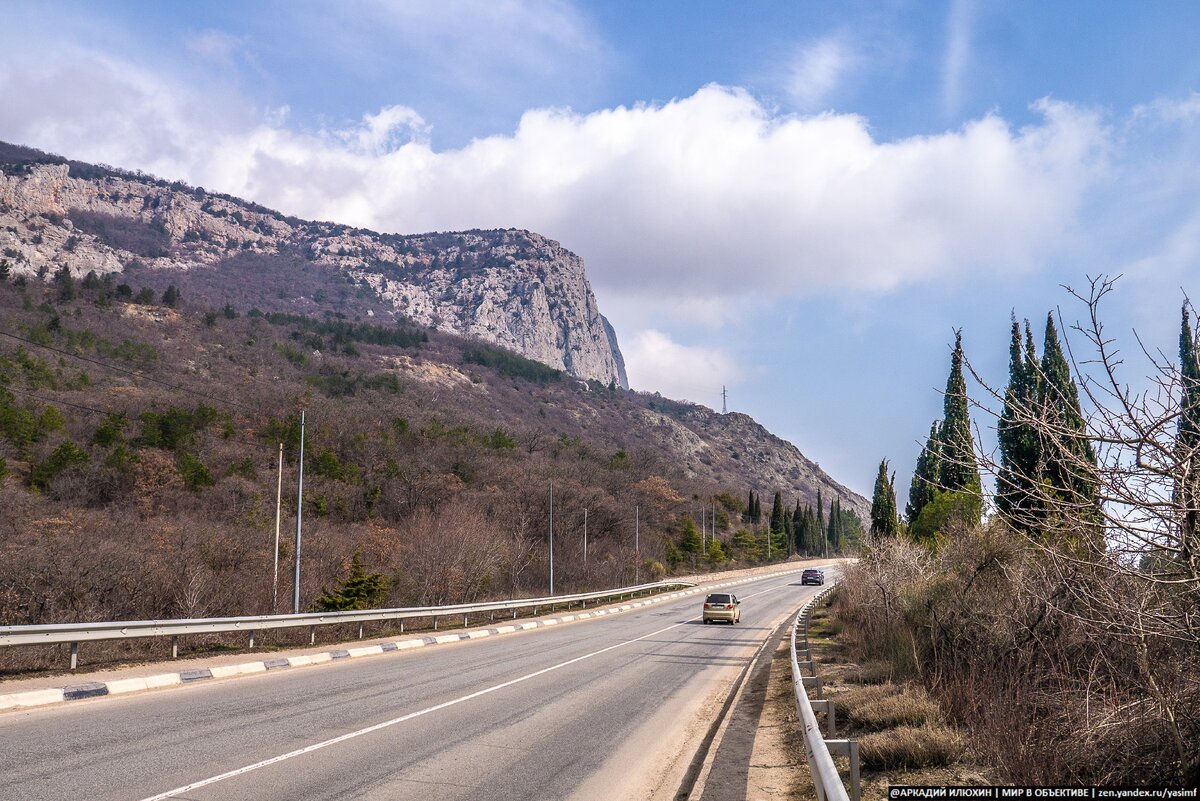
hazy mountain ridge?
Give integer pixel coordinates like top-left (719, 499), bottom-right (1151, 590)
top-left (0, 143), bottom-right (626, 387)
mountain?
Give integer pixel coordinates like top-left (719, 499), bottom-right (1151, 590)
top-left (0, 142), bottom-right (627, 388)
top-left (0, 142), bottom-right (869, 648)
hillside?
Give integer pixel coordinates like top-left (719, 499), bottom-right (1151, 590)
top-left (0, 143), bottom-right (867, 655)
top-left (0, 142), bottom-right (626, 387)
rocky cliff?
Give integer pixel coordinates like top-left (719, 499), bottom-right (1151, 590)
top-left (0, 143), bottom-right (627, 387)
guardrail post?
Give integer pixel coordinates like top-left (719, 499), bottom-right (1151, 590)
top-left (309, 626), bottom-right (316, 645)
top-left (69, 642), bottom-right (78, 671)
top-left (826, 740), bottom-right (861, 801)
top-left (171, 636), bottom-right (178, 659)
top-left (400, 620), bottom-right (405, 633)
top-left (433, 616), bottom-right (438, 631)
top-left (358, 623), bottom-right (364, 640)
top-left (463, 613), bottom-right (468, 628)
top-left (248, 631), bottom-right (256, 649)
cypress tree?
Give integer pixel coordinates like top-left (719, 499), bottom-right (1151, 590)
top-left (747, 489), bottom-right (755, 523)
top-left (997, 318), bottom-right (1042, 528)
top-left (1039, 313), bottom-right (1097, 517)
top-left (938, 332), bottom-right (981, 497)
top-left (816, 488), bottom-right (825, 533)
top-left (907, 420), bottom-right (942, 524)
top-left (769, 492), bottom-right (785, 556)
top-left (1175, 307), bottom-right (1200, 570)
top-left (870, 459), bottom-right (899, 537)
top-left (827, 497), bottom-right (841, 549)
top-left (792, 500), bottom-right (803, 552)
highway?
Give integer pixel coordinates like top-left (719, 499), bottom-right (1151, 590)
top-left (0, 567), bottom-right (834, 801)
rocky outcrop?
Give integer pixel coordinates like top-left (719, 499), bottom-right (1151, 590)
top-left (0, 149), bottom-right (628, 387)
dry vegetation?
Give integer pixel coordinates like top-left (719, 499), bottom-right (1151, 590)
top-left (0, 273), bottom-right (856, 675)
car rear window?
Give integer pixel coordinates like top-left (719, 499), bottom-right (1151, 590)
top-left (706, 594), bottom-right (732, 604)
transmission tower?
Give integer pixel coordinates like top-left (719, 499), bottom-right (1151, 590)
top-left (721, 385), bottom-right (728, 414)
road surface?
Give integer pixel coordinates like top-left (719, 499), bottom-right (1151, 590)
top-left (0, 567), bottom-right (834, 801)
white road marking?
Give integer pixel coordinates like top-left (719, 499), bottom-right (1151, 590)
top-left (137, 578), bottom-right (802, 801)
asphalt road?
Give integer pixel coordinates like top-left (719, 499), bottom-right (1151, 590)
top-left (0, 567), bottom-right (834, 801)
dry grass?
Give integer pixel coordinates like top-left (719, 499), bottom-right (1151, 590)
top-left (859, 725), bottom-right (966, 771)
top-left (832, 684), bottom-right (942, 732)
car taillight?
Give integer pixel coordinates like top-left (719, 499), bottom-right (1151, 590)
top-left (726, 604), bottom-right (734, 609)
top-left (703, 603), bottom-right (711, 608)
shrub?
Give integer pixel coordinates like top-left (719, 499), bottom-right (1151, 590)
top-left (858, 725), bottom-right (965, 771)
top-left (177, 452), bottom-right (214, 490)
top-left (462, 344), bottom-right (560, 383)
top-left (31, 440), bottom-right (90, 489)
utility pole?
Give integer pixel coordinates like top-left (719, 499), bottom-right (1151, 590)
top-left (721, 386), bottom-right (727, 414)
top-left (700, 504), bottom-right (706, 549)
top-left (272, 442), bottom-right (283, 613)
top-left (292, 410), bottom-right (306, 614)
top-left (583, 507), bottom-right (588, 563)
top-left (634, 504), bottom-right (640, 583)
top-left (549, 480), bottom-right (555, 595)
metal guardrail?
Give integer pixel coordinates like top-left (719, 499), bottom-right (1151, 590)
top-left (1, 580), bottom-right (695, 669)
top-left (790, 584), bottom-right (860, 801)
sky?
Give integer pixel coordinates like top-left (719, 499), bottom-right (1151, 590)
top-left (3, 1), bottom-right (1200, 498)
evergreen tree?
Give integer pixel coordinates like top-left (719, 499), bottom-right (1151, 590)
top-left (316, 553), bottom-right (390, 611)
top-left (679, 516), bottom-right (703, 555)
top-left (55, 266), bottom-right (75, 302)
top-left (907, 421), bottom-right (942, 524)
top-left (1175, 306), bottom-right (1200, 570)
top-left (162, 284), bottom-right (180, 308)
top-left (768, 492), bottom-right (785, 558)
top-left (0, 258), bottom-right (12, 281)
top-left (938, 332), bottom-right (980, 496)
top-left (827, 497), bottom-right (840, 550)
top-left (816, 488), bottom-right (825, 533)
top-left (870, 459), bottom-right (899, 537)
top-left (997, 318), bottom-right (1042, 527)
top-left (1039, 313), bottom-right (1097, 516)
top-left (791, 500), bottom-right (803, 552)
top-left (747, 489), bottom-right (755, 523)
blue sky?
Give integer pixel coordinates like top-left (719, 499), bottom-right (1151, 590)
top-left (3, 1), bottom-right (1200, 498)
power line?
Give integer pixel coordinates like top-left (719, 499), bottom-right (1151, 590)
top-left (0, 328), bottom-right (259, 414)
top-left (5, 384), bottom-right (113, 417)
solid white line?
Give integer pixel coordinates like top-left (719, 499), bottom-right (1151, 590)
top-left (137, 574), bottom-right (806, 801)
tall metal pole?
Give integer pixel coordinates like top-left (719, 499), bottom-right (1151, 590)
top-left (583, 507), bottom-right (588, 563)
top-left (292, 410), bottom-right (306, 614)
top-left (634, 504), bottom-right (640, 583)
top-left (548, 480), bottom-right (554, 595)
top-left (272, 442), bottom-right (283, 613)
top-left (701, 504), bottom-right (706, 549)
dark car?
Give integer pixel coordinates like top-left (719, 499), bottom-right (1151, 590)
top-left (801, 568), bottom-right (825, 586)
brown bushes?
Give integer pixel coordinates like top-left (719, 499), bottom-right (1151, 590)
top-left (837, 531), bottom-right (1200, 784)
top-left (858, 725), bottom-right (966, 771)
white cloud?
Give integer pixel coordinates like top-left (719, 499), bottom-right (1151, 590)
top-left (784, 37), bottom-right (855, 109)
top-left (942, 0), bottom-right (977, 115)
top-left (622, 330), bottom-right (741, 401)
top-left (0, 48), bottom-right (1107, 321)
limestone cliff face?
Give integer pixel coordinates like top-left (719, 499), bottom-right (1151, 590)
top-left (0, 152), bottom-right (628, 387)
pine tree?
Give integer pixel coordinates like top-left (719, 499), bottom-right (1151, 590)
top-left (870, 459), bottom-right (899, 537)
top-left (1039, 313), bottom-right (1097, 517)
top-left (938, 332), bottom-right (980, 496)
top-left (907, 421), bottom-right (942, 524)
top-left (162, 284), bottom-right (180, 308)
top-left (0, 258), bottom-right (11, 281)
top-left (680, 516), bottom-right (703, 555)
top-left (55, 266), bottom-right (75, 302)
top-left (747, 489), bottom-right (756, 523)
top-left (316, 554), bottom-right (390, 611)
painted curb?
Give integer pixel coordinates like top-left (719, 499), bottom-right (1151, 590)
top-left (0, 565), bottom-right (825, 714)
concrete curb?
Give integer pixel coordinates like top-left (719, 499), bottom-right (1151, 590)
top-left (0, 565), bottom-right (819, 715)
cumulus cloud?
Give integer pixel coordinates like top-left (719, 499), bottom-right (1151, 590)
top-left (622, 330), bottom-right (741, 399)
top-left (0, 46), bottom-right (1107, 316)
